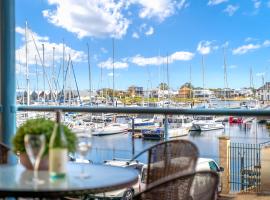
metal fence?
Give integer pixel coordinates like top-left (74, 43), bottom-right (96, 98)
top-left (230, 141), bottom-right (270, 192)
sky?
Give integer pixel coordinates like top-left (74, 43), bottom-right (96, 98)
top-left (15, 0), bottom-right (270, 92)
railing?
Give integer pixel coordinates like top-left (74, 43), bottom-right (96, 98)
top-left (17, 105), bottom-right (270, 116)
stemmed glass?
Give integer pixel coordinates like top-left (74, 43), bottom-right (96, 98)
top-left (24, 134), bottom-right (46, 185)
top-left (76, 133), bottom-right (92, 179)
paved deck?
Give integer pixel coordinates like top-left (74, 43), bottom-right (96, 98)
top-left (219, 194), bottom-right (270, 200)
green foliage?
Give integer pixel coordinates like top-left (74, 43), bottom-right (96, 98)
top-left (180, 82), bottom-right (194, 89)
top-left (159, 82), bottom-right (169, 90)
top-left (12, 118), bottom-right (77, 155)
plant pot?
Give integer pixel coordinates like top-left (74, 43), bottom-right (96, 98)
top-left (19, 153), bottom-right (49, 170)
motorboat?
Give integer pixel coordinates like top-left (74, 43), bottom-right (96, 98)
top-left (92, 123), bottom-right (128, 136)
top-left (142, 128), bottom-right (164, 140)
top-left (167, 126), bottom-right (189, 138)
top-left (190, 120), bottom-right (224, 131)
top-left (129, 117), bottom-right (156, 131)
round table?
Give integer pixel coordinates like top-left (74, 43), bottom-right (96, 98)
top-left (0, 162), bottom-right (139, 198)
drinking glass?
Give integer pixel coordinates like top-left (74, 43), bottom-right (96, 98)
top-left (76, 133), bottom-right (92, 179)
top-left (24, 134), bottom-right (46, 185)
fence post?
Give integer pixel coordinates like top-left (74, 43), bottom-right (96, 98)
top-left (261, 146), bottom-right (270, 193)
top-left (219, 136), bottom-right (230, 194)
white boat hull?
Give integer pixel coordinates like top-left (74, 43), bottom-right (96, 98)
top-left (92, 123), bottom-right (128, 136)
top-left (190, 121), bottom-right (224, 131)
top-left (168, 127), bottom-right (189, 138)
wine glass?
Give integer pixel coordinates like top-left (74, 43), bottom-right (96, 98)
top-left (76, 132), bottom-right (92, 179)
top-left (24, 134), bottom-right (46, 185)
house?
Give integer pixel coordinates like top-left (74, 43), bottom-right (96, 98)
top-left (178, 86), bottom-right (192, 98)
top-left (257, 82), bottom-right (270, 101)
top-left (213, 88), bottom-right (236, 98)
top-left (128, 86), bottom-right (144, 97)
top-left (193, 89), bottom-right (213, 98)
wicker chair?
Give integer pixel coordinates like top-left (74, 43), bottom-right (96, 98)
top-left (0, 142), bottom-right (10, 164)
top-left (133, 171), bottom-right (218, 200)
top-left (131, 140), bottom-right (199, 186)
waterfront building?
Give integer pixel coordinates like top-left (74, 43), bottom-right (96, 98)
top-left (257, 82), bottom-right (270, 101)
top-left (127, 86), bottom-right (144, 97)
top-left (178, 86), bottom-right (192, 98)
top-left (193, 89), bottom-right (213, 98)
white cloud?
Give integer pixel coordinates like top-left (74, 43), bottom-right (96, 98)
top-left (170, 51), bottom-right (194, 61)
top-left (16, 26), bottom-right (86, 67)
top-left (232, 43), bottom-right (261, 55)
top-left (263, 40), bottom-right (270, 47)
top-left (132, 0), bottom-right (188, 22)
top-left (43, 0), bottom-right (130, 39)
top-left (221, 41), bottom-right (229, 48)
top-left (16, 27), bottom-right (49, 42)
top-left (145, 26), bottom-right (154, 36)
top-left (208, 0), bottom-right (228, 6)
top-left (108, 72), bottom-right (120, 77)
top-left (197, 41), bottom-right (218, 55)
top-left (233, 39), bottom-right (270, 55)
top-left (256, 72), bottom-right (265, 77)
top-left (229, 65), bottom-right (237, 69)
top-left (245, 37), bottom-right (258, 42)
top-left (132, 32), bottom-right (140, 39)
top-left (131, 55), bottom-right (164, 66)
top-left (98, 58), bottom-right (128, 69)
top-left (252, 0), bottom-right (261, 9)
top-left (100, 47), bottom-right (108, 54)
top-left (223, 5), bottom-right (239, 16)
top-left (130, 51), bottom-right (194, 66)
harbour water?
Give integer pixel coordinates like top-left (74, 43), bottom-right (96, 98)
top-left (87, 120), bottom-right (270, 164)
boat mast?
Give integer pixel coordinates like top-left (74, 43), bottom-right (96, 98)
top-left (201, 56), bottom-right (205, 106)
top-left (87, 43), bottom-right (92, 106)
top-left (189, 64), bottom-right (192, 104)
top-left (35, 55), bottom-right (39, 102)
top-left (62, 40), bottom-right (65, 105)
top-left (158, 50), bottom-right (161, 103)
top-left (112, 38), bottom-right (115, 106)
top-left (52, 47), bottom-right (55, 102)
top-left (223, 48), bottom-right (228, 105)
top-left (25, 21), bottom-right (30, 106)
top-left (166, 53), bottom-right (170, 107)
top-left (42, 43), bottom-right (46, 104)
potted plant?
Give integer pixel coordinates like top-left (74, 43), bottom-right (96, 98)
top-left (12, 118), bottom-right (77, 170)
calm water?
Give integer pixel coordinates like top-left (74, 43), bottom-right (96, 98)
top-left (87, 121), bottom-right (270, 164)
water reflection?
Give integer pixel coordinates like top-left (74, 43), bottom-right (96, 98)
top-left (87, 122), bottom-right (270, 164)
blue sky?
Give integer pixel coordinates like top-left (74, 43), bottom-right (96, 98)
top-left (15, 0), bottom-right (270, 91)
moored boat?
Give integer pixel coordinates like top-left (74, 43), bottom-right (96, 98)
top-left (92, 123), bottom-right (128, 136)
top-left (190, 120), bottom-right (224, 131)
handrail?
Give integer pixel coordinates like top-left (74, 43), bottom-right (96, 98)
top-left (17, 105), bottom-right (270, 117)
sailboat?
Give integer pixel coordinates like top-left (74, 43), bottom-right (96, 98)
top-left (190, 56), bottom-right (224, 132)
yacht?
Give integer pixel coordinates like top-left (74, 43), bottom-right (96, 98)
top-left (129, 115), bottom-right (157, 131)
top-left (190, 120), bottom-right (224, 131)
top-left (167, 126), bottom-right (189, 138)
top-left (92, 123), bottom-right (128, 136)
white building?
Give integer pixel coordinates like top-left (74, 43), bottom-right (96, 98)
top-left (257, 82), bottom-right (270, 101)
top-left (193, 89), bottom-right (214, 98)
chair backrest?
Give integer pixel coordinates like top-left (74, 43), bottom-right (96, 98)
top-left (144, 140), bottom-right (199, 185)
top-left (190, 171), bottom-right (219, 200)
top-left (0, 142), bottom-right (10, 164)
top-left (134, 171), bottom-right (218, 200)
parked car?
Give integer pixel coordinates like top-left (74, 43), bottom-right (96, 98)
top-left (94, 159), bottom-right (145, 200)
top-left (195, 158), bottom-right (224, 193)
top-left (96, 157), bottom-right (223, 199)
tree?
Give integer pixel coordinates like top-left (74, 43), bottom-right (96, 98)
top-left (180, 82), bottom-right (194, 89)
top-left (159, 82), bottom-right (169, 90)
